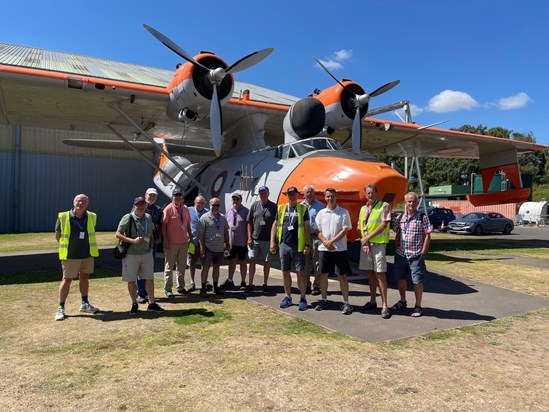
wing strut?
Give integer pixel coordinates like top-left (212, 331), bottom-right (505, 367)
top-left (110, 103), bottom-right (207, 194)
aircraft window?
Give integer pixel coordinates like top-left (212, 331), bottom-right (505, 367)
top-left (281, 145), bottom-right (291, 159)
top-left (292, 142), bottom-right (316, 156)
top-left (310, 139), bottom-right (332, 150)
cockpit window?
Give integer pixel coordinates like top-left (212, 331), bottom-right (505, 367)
top-left (273, 138), bottom-right (340, 159)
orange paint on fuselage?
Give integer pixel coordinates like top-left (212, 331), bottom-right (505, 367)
top-left (276, 156), bottom-right (407, 240)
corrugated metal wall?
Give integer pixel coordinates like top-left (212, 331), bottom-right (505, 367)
top-left (0, 124), bottom-right (168, 233)
top-left (430, 200), bottom-right (518, 220)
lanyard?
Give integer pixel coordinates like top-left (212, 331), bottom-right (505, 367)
top-left (134, 215), bottom-right (148, 236)
top-left (70, 211), bottom-right (87, 231)
top-left (286, 205), bottom-right (296, 226)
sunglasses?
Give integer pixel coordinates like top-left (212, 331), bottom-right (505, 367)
top-left (211, 204), bottom-right (221, 207)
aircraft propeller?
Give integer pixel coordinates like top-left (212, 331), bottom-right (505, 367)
top-left (313, 57), bottom-right (399, 155)
top-left (144, 24), bottom-right (273, 157)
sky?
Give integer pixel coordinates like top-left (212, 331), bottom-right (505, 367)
top-left (2, 0), bottom-right (548, 144)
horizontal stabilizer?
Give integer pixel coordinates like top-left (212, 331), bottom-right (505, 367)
top-left (466, 188), bottom-right (531, 206)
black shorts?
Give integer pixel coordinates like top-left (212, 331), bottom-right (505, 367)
top-left (318, 250), bottom-right (348, 276)
top-left (229, 245), bottom-right (248, 260)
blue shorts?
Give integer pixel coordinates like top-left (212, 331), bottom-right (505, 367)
top-left (279, 243), bottom-right (305, 272)
top-left (393, 253), bottom-right (427, 285)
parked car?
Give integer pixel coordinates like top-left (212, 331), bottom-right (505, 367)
top-left (419, 207), bottom-right (456, 231)
top-left (448, 212), bottom-right (514, 235)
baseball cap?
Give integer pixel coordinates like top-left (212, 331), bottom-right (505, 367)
top-left (258, 185), bottom-right (269, 192)
top-left (286, 186), bottom-right (298, 194)
top-left (145, 188), bottom-right (158, 195)
top-left (133, 196), bottom-right (146, 205)
top-left (172, 187), bottom-right (183, 196)
top-left (231, 192), bottom-right (242, 200)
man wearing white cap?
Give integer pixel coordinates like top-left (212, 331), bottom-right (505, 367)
top-left (136, 188), bottom-right (163, 303)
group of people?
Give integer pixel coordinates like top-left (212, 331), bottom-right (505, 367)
top-left (54, 184), bottom-right (431, 320)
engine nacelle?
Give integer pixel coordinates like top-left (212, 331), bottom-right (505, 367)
top-left (283, 97), bottom-right (325, 143)
top-left (165, 52), bottom-right (234, 122)
top-left (315, 81), bottom-right (368, 131)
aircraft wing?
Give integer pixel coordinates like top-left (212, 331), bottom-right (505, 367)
top-left (357, 118), bottom-right (545, 158)
top-left (0, 43), bottom-right (293, 153)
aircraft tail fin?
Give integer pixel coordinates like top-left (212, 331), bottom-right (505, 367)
top-left (466, 147), bottom-right (530, 206)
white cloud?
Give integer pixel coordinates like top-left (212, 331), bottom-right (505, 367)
top-left (496, 92), bottom-right (532, 110)
top-left (427, 90), bottom-right (479, 113)
top-left (316, 49), bottom-right (352, 71)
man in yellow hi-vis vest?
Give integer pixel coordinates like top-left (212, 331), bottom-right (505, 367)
top-left (357, 184), bottom-right (392, 319)
top-left (54, 194), bottom-right (100, 321)
top-left (270, 186), bottom-right (311, 311)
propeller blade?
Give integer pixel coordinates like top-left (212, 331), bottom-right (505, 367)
top-left (351, 106), bottom-right (362, 155)
top-left (227, 48), bottom-right (274, 74)
top-left (210, 84), bottom-right (222, 157)
top-left (143, 24), bottom-right (210, 71)
top-left (369, 80), bottom-right (400, 97)
top-left (313, 56), bottom-right (349, 91)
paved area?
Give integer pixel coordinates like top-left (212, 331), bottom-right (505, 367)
top-left (1, 245), bottom-right (548, 343)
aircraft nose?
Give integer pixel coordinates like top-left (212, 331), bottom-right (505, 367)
top-left (278, 155), bottom-right (407, 238)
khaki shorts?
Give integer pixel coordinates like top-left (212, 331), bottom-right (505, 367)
top-left (122, 252), bottom-right (154, 282)
top-left (61, 257), bottom-right (94, 279)
top-left (359, 243), bottom-right (387, 272)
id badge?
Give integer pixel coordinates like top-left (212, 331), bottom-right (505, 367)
top-left (79, 232), bottom-right (85, 239)
top-left (215, 232), bottom-right (222, 238)
top-left (287, 225), bottom-right (294, 231)
top-left (260, 220), bottom-right (266, 226)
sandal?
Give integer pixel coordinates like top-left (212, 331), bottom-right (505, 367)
top-left (364, 301), bottom-right (377, 310)
top-left (411, 306), bottom-right (423, 317)
top-left (390, 300), bottom-right (407, 311)
top-left (381, 308), bottom-right (391, 319)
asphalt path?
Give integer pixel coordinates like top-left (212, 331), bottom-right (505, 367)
top-left (1, 226), bottom-right (548, 342)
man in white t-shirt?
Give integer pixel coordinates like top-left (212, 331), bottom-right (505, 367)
top-left (314, 188), bottom-right (353, 315)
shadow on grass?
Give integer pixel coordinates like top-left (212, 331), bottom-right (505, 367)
top-left (0, 267), bottom-right (120, 285)
top-left (81, 307), bottom-right (217, 323)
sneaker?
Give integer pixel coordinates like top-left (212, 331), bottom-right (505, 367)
top-left (176, 287), bottom-right (189, 295)
top-left (188, 283), bottom-right (196, 292)
top-left (298, 299), bottom-right (308, 311)
top-left (239, 281), bottom-right (247, 290)
top-left (147, 302), bottom-right (165, 313)
top-left (244, 285), bottom-right (254, 294)
top-left (315, 300), bottom-right (328, 311)
top-left (381, 308), bottom-right (392, 319)
top-left (220, 279), bottom-right (235, 289)
top-left (79, 302), bottom-right (99, 314)
top-left (55, 306), bottom-right (65, 321)
top-left (129, 303), bottom-right (139, 315)
top-left (165, 290), bottom-right (174, 298)
top-left (205, 282), bottom-right (213, 291)
top-left (213, 286), bottom-right (226, 295)
top-left (342, 303), bottom-right (353, 315)
top-left (279, 296), bottom-right (292, 309)
top-left (311, 287), bottom-right (321, 296)
top-left (136, 295), bottom-right (148, 304)
top-left (199, 288), bottom-right (209, 297)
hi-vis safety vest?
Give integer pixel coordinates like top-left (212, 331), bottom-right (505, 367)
top-left (58, 211), bottom-right (99, 260)
top-left (358, 201), bottom-right (390, 244)
top-left (276, 203), bottom-right (307, 252)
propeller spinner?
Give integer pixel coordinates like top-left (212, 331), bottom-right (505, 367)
top-left (313, 57), bottom-right (399, 155)
top-left (144, 24), bottom-right (274, 157)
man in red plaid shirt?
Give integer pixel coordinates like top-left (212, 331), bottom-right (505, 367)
top-left (392, 192), bottom-right (432, 317)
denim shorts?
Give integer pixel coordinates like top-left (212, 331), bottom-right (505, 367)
top-left (279, 243), bottom-right (305, 272)
top-left (393, 253), bottom-right (427, 284)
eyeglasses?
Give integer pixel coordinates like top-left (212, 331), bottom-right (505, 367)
top-left (211, 204), bottom-right (220, 207)
top-left (173, 193), bottom-right (183, 197)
